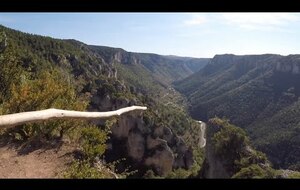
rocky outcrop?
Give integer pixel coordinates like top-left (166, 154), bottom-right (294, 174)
top-left (112, 51), bottom-right (140, 65)
top-left (87, 82), bottom-right (194, 176)
top-left (107, 115), bottom-right (193, 176)
top-left (198, 118), bottom-right (275, 179)
top-left (144, 144), bottom-right (174, 176)
top-left (198, 121), bottom-right (230, 178)
top-left (275, 56), bottom-right (300, 74)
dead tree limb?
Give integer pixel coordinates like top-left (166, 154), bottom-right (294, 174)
top-left (0, 106), bottom-right (147, 128)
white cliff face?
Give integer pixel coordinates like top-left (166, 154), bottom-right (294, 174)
top-left (275, 61), bottom-right (300, 74)
top-left (292, 64), bottom-right (300, 74)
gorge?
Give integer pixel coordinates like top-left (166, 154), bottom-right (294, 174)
top-left (0, 24), bottom-right (299, 178)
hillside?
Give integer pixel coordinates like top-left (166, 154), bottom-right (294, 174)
top-left (89, 45), bottom-right (209, 102)
top-left (198, 117), bottom-right (300, 179)
top-left (0, 24), bottom-right (205, 178)
top-left (1, 23), bottom-right (298, 178)
top-left (89, 45), bottom-right (209, 85)
top-left (174, 54), bottom-right (300, 169)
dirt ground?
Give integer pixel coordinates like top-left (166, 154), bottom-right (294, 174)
top-left (0, 144), bottom-right (74, 178)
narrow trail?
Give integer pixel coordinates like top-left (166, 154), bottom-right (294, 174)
top-left (198, 121), bottom-right (206, 148)
top-left (0, 145), bottom-right (73, 178)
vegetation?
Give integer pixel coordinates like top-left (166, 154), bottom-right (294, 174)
top-left (90, 45), bottom-right (209, 88)
top-left (232, 164), bottom-right (276, 179)
top-left (206, 117), bottom-right (300, 179)
top-left (4, 23), bottom-right (296, 179)
top-left (0, 24), bottom-right (206, 178)
top-left (175, 54), bottom-right (300, 169)
top-left (0, 25), bottom-right (115, 178)
top-left (79, 126), bottom-right (107, 160)
top-left (166, 148), bottom-right (204, 179)
top-left (63, 159), bottom-right (112, 179)
top-left (208, 117), bottom-right (272, 177)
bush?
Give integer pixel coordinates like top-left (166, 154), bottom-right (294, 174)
top-left (80, 126), bottom-right (107, 160)
top-left (209, 117), bottom-right (275, 178)
top-left (288, 171), bottom-right (300, 179)
top-left (166, 168), bottom-right (191, 179)
top-left (232, 164), bottom-right (276, 179)
top-left (211, 118), bottom-right (249, 162)
top-left (1, 67), bottom-right (90, 144)
top-left (63, 160), bottom-right (109, 179)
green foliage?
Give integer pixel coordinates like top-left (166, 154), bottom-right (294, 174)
top-left (90, 46), bottom-right (209, 94)
top-left (80, 126), bottom-right (107, 160)
top-left (0, 24), bottom-right (207, 179)
top-left (143, 103), bottom-right (193, 137)
top-left (209, 117), bottom-right (275, 178)
top-left (0, 67), bottom-right (90, 143)
top-left (189, 148), bottom-right (205, 177)
top-left (235, 150), bottom-right (268, 169)
top-left (212, 118), bottom-right (249, 161)
top-left (115, 62), bottom-right (165, 97)
top-left (232, 164), bottom-right (276, 179)
top-left (287, 171), bottom-right (300, 179)
top-left (166, 168), bottom-right (191, 179)
top-left (166, 148), bottom-right (204, 179)
top-left (3, 69), bottom-right (84, 114)
top-left (62, 125), bottom-right (109, 179)
top-left (63, 159), bottom-right (111, 179)
top-left (175, 54), bottom-right (300, 169)
top-left (0, 48), bottom-right (24, 103)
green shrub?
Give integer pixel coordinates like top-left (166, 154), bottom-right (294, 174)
top-left (232, 164), bottom-right (275, 179)
top-left (288, 171), bottom-right (300, 178)
top-left (63, 160), bottom-right (109, 179)
top-left (80, 126), bottom-right (107, 160)
top-left (166, 168), bottom-right (191, 179)
top-left (212, 118), bottom-right (249, 162)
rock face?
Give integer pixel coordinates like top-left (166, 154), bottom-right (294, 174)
top-left (275, 55), bottom-right (300, 74)
top-left (198, 118), bottom-right (274, 179)
top-left (198, 122), bottom-right (230, 178)
top-left (88, 84), bottom-right (194, 176)
top-left (107, 114), bottom-right (193, 176)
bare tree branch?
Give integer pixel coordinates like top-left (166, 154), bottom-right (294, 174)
top-left (0, 106), bottom-right (147, 128)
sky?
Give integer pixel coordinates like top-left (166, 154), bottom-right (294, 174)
top-left (0, 13), bottom-right (300, 58)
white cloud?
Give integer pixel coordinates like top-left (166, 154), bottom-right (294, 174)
top-left (184, 15), bottom-right (208, 26)
top-left (220, 13), bottom-right (300, 31)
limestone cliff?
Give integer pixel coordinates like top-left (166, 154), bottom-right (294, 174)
top-left (198, 118), bottom-right (272, 178)
top-left (198, 120), bottom-right (229, 178)
top-left (106, 113), bottom-right (193, 176)
top-left (87, 83), bottom-right (193, 176)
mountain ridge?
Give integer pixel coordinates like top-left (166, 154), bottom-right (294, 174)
top-left (174, 53), bottom-right (300, 169)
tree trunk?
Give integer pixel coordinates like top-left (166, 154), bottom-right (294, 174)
top-left (0, 106), bottom-right (147, 128)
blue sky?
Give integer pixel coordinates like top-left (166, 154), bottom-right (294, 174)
top-left (0, 13), bottom-right (300, 58)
